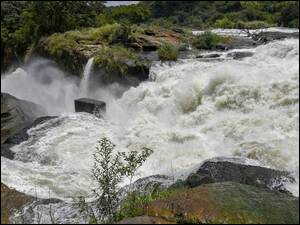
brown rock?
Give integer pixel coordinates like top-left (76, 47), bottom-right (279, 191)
top-left (1, 183), bottom-right (33, 224)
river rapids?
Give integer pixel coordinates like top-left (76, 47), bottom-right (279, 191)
top-left (1, 36), bottom-right (299, 203)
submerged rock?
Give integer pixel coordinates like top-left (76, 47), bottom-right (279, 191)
top-left (74, 98), bottom-right (106, 117)
top-left (185, 157), bottom-right (295, 193)
top-left (227, 51), bottom-right (254, 59)
top-left (145, 182), bottom-right (299, 224)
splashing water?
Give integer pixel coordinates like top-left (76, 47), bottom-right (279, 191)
top-left (1, 38), bottom-right (299, 201)
top-left (79, 57), bottom-right (94, 97)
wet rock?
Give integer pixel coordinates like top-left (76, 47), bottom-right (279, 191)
top-left (196, 53), bottom-right (221, 58)
top-left (117, 216), bottom-right (172, 224)
top-left (74, 98), bottom-right (106, 116)
top-left (185, 157), bottom-right (295, 193)
top-left (1, 116), bottom-right (57, 159)
top-left (1, 183), bottom-right (33, 224)
top-left (227, 51), bottom-right (254, 59)
top-left (129, 175), bottom-right (174, 194)
top-left (145, 182), bottom-right (299, 224)
top-left (253, 31), bottom-right (299, 44)
top-left (1, 93), bottom-right (46, 144)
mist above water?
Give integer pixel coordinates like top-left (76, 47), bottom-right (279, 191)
top-left (1, 58), bottom-right (126, 115)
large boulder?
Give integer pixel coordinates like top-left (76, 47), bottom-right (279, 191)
top-left (74, 98), bottom-right (106, 117)
top-left (1, 93), bottom-right (46, 144)
top-left (144, 182), bottom-right (299, 224)
top-left (184, 157), bottom-right (294, 193)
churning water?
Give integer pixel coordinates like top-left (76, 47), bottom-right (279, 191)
top-left (1, 38), bottom-right (299, 201)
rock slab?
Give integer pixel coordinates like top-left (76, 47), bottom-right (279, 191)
top-left (74, 98), bottom-right (106, 116)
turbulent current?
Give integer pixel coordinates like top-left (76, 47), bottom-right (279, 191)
top-left (1, 38), bottom-right (299, 202)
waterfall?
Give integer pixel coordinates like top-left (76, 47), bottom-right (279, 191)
top-left (79, 57), bottom-right (94, 97)
top-left (1, 38), bottom-right (299, 202)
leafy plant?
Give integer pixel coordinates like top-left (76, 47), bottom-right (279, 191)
top-left (157, 43), bottom-right (178, 61)
top-left (91, 137), bottom-right (153, 223)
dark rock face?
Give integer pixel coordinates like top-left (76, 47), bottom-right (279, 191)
top-left (1, 93), bottom-right (46, 144)
top-left (74, 98), bottom-right (106, 116)
top-left (227, 51), bottom-right (254, 59)
top-left (185, 157), bottom-right (295, 192)
top-left (1, 116), bottom-right (57, 159)
top-left (253, 31), bottom-right (299, 44)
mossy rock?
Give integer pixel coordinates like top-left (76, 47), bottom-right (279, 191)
top-left (144, 182), bottom-right (299, 224)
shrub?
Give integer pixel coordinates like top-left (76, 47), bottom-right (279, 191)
top-left (192, 31), bottom-right (223, 50)
top-left (215, 17), bottom-right (235, 28)
top-left (91, 137), bottom-right (153, 222)
top-left (157, 43), bottom-right (178, 61)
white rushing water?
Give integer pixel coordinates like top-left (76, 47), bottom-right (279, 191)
top-left (1, 38), bottom-right (299, 201)
top-left (79, 57), bottom-right (94, 97)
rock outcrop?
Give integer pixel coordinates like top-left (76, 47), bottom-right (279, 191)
top-left (184, 157), bottom-right (294, 193)
top-left (1, 93), bottom-right (46, 144)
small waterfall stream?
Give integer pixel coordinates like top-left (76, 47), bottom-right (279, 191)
top-left (79, 57), bottom-right (94, 97)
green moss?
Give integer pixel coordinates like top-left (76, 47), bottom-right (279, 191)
top-left (157, 43), bottom-right (178, 61)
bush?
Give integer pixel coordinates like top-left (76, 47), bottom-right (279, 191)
top-left (91, 137), bottom-right (153, 222)
top-left (215, 17), bottom-right (235, 28)
top-left (192, 31), bottom-right (223, 50)
top-left (157, 43), bottom-right (178, 61)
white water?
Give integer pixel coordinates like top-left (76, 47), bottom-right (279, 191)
top-left (1, 38), bottom-right (299, 201)
top-left (79, 57), bottom-right (94, 97)
top-left (192, 27), bottom-right (299, 36)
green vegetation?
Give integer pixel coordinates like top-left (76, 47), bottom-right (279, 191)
top-left (192, 31), bottom-right (232, 50)
top-left (94, 46), bottom-right (145, 76)
top-left (114, 187), bottom-right (185, 222)
top-left (90, 137), bottom-right (153, 223)
top-left (1, 1), bottom-right (299, 71)
top-left (157, 43), bottom-right (178, 61)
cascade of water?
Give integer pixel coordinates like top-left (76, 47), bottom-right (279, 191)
top-left (79, 57), bottom-right (94, 97)
top-left (1, 38), bottom-right (299, 202)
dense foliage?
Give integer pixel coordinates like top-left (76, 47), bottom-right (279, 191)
top-left (1, 1), bottom-right (299, 71)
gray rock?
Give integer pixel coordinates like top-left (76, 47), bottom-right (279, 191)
top-left (185, 157), bottom-right (295, 193)
top-left (74, 98), bottom-right (106, 117)
top-left (227, 51), bottom-right (254, 59)
top-left (1, 93), bottom-right (46, 144)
